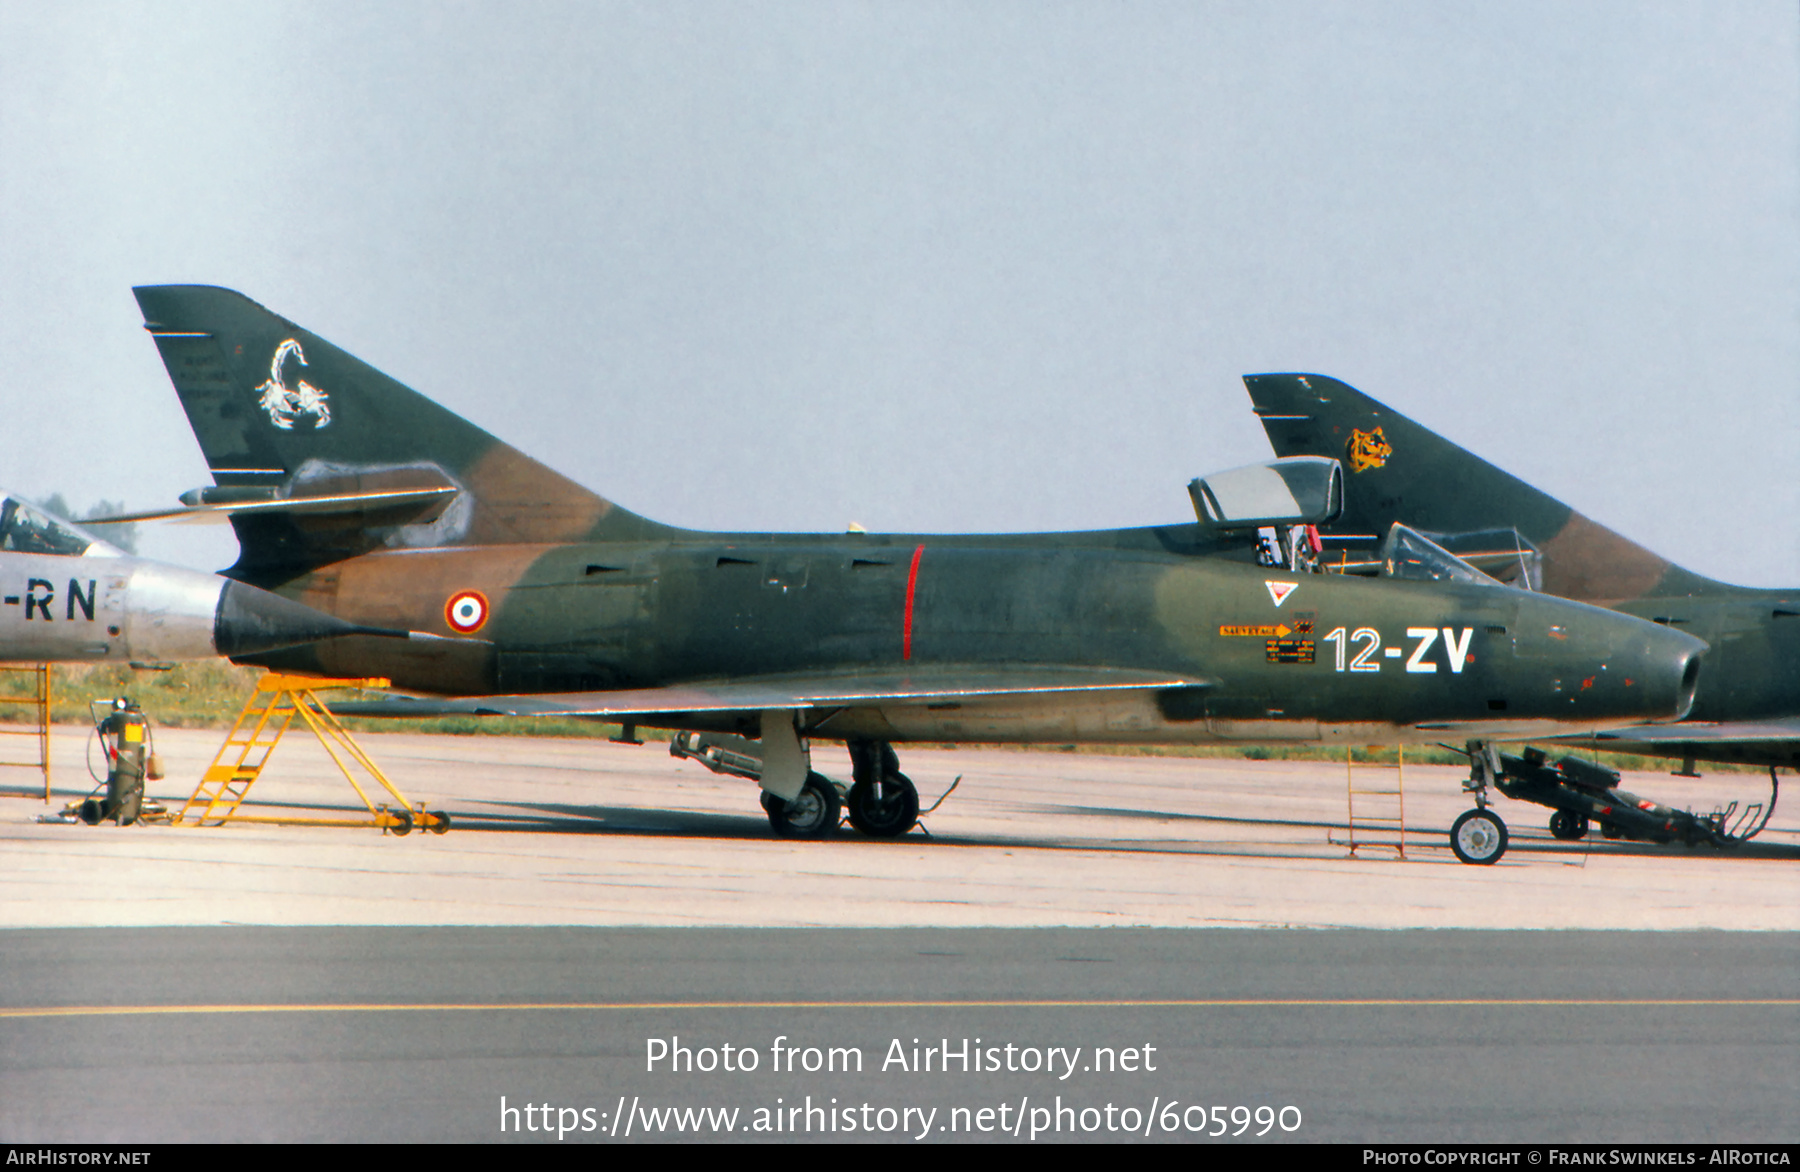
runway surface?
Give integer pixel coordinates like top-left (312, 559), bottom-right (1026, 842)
top-left (0, 726), bottom-right (1794, 1143)
top-left (1, 928), bottom-right (1794, 1143)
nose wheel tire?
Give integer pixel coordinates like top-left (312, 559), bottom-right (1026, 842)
top-left (846, 772), bottom-right (920, 838)
top-left (1549, 810), bottom-right (1589, 841)
top-left (1450, 808), bottom-right (1508, 865)
top-left (766, 773), bottom-right (842, 839)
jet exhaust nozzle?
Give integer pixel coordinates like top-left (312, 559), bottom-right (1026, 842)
top-left (213, 580), bottom-right (406, 656)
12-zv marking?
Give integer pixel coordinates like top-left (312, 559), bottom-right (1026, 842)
top-left (1323, 627), bottom-right (1473, 674)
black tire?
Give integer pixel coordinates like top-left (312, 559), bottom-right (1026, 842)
top-left (846, 771), bottom-right (919, 838)
top-left (1450, 808), bottom-right (1508, 865)
top-left (1549, 810), bottom-right (1589, 841)
top-left (429, 810), bottom-right (451, 835)
top-left (391, 808), bottom-right (413, 837)
top-left (766, 773), bottom-right (841, 839)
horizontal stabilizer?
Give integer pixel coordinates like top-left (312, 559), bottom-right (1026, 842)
top-left (86, 486), bottom-right (460, 526)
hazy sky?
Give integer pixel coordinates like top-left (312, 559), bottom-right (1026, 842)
top-left (2, 2), bottom-right (1795, 584)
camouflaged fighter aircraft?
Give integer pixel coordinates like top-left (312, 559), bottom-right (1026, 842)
top-left (1246, 373), bottom-right (1796, 847)
top-left (117, 287), bottom-right (1704, 859)
top-left (0, 489), bottom-right (407, 665)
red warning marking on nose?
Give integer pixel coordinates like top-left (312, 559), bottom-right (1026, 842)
top-left (445, 590), bottom-right (489, 634)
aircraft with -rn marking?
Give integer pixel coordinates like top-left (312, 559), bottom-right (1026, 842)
top-left (0, 488), bottom-right (418, 668)
top-left (101, 286), bottom-right (1704, 862)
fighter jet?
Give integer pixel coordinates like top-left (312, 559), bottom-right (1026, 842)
top-left (119, 287), bottom-right (1704, 859)
top-left (0, 489), bottom-right (408, 665)
top-left (1244, 373), bottom-right (1800, 767)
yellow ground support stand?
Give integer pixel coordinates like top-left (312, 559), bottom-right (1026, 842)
top-left (0, 664), bottom-right (51, 801)
top-left (1331, 745), bottom-right (1407, 858)
top-left (178, 673), bottom-right (448, 834)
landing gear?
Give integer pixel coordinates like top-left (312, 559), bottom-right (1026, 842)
top-left (1549, 809), bottom-right (1589, 841)
top-left (672, 731), bottom-right (923, 839)
top-left (1451, 740), bottom-right (1509, 865)
top-left (846, 740), bottom-right (920, 838)
top-left (1451, 808), bottom-right (1508, 865)
top-left (766, 772), bottom-right (842, 839)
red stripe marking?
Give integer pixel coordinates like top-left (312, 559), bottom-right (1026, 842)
top-left (903, 543), bottom-right (925, 660)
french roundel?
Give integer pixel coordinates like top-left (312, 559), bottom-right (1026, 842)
top-left (445, 590), bottom-right (489, 634)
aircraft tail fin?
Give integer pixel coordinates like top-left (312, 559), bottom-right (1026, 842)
top-left (1243, 373), bottom-right (1701, 603)
top-left (134, 286), bottom-right (677, 582)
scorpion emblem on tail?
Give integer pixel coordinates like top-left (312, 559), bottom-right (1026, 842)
top-left (255, 338), bottom-right (332, 430)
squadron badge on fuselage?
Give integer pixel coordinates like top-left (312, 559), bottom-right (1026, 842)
top-left (256, 339), bottom-right (332, 430)
top-left (1345, 426), bottom-right (1391, 473)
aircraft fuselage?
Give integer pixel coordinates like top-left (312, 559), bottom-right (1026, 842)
top-left (240, 532), bottom-right (1702, 745)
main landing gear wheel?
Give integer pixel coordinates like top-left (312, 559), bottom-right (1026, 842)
top-left (1450, 808), bottom-right (1508, 865)
top-left (845, 739), bottom-right (919, 838)
top-left (766, 773), bottom-right (842, 839)
top-left (847, 774), bottom-right (919, 838)
top-left (1549, 810), bottom-right (1589, 841)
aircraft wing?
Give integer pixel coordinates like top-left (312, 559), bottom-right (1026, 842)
top-left (330, 664), bottom-right (1212, 719)
top-left (1548, 718), bottom-right (1800, 769)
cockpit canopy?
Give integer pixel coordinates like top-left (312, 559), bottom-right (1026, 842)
top-left (1378, 523), bottom-right (1500, 586)
top-left (0, 493), bottom-right (119, 557)
top-left (1188, 456), bottom-right (1343, 532)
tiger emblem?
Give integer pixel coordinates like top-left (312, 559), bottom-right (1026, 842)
top-left (1345, 426), bottom-right (1391, 473)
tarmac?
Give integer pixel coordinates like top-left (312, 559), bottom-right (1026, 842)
top-left (0, 724), bottom-right (1794, 930)
top-left (1, 724), bottom-right (1794, 1143)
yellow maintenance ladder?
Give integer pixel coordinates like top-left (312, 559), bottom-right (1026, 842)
top-left (0, 664), bottom-right (51, 801)
top-left (1331, 744), bottom-right (1407, 858)
top-left (178, 673), bottom-right (447, 834)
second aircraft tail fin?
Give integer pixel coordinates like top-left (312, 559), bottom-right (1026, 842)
top-left (1244, 373), bottom-right (1705, 603)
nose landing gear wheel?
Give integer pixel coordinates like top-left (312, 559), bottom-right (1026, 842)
top-left (1450, 808), bottom-right (1508, 865)
top-left (766, 773), bottom-right (842, 839)
top-left (1549, 809), bottom-right (1589, 841)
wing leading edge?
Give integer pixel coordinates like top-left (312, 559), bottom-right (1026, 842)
top-left (1555, 717), bottom-right (1800, 769)
top-left (330, 664), bottom-right (1213, 719)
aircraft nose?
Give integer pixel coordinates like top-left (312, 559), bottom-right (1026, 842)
top-left (1673, 646), bottom-right (1701, 721)
top-left (1603, 613), bottom-right (1706, 723)
top-left (1508, 597), bottom-right (1706, 725)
